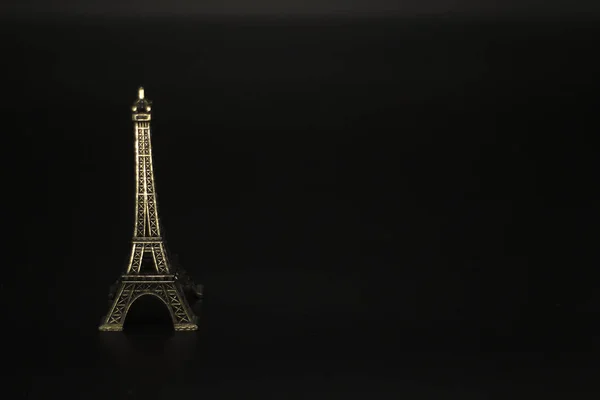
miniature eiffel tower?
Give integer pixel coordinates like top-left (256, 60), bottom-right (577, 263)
top-left (99, 87), bottom-right (201, 331)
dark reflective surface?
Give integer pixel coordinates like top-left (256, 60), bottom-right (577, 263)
top-left (5, 16), bottom-right (600, 399)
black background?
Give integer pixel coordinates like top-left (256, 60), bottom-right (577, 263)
top-left (3, 14), bottom-right (600, 398)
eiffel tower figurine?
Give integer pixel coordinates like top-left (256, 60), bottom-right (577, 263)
top-left (99, 87), bottom-right (202, 332)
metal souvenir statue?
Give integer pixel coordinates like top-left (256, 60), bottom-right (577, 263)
top-left (99, 87), bottom-right (202, 331)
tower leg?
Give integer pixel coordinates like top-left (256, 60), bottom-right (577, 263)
top-left (99, 280), bottom-right (198, 332)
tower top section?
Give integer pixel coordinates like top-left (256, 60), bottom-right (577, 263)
top-left (132, 86), bottom-right (152, 121)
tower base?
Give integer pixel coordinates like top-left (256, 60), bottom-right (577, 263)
top-left (99, 275), bottom-right (199, 332)
top-left (99, 320), bottom-right (198, 332)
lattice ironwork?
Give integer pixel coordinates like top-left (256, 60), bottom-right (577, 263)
top-left (100, 281), bottom-right (198, 331)
top-left (99, 87), bottom-right (200, 332)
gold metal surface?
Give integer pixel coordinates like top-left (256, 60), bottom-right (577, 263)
top-left (99, 87), bottom-right (199, 332)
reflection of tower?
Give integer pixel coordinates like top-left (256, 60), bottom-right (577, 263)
top-left (99, 331), bottom-right (198, 383)
top-left (99, 87), bottom-right (201, 332)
